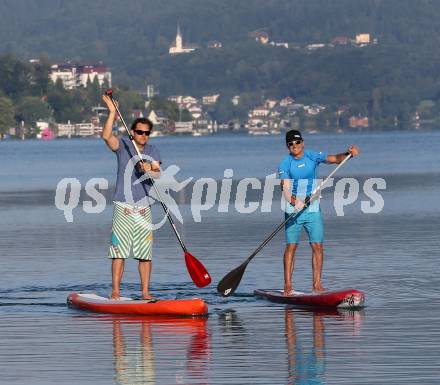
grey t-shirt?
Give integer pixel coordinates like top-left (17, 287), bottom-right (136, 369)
top-left (113, 136), bottom-right (161, 204)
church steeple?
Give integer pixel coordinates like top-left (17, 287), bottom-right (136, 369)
top-left (169, 22), bottom-right (197, 55)
top-left (175, 22), bottom-right (183, 49)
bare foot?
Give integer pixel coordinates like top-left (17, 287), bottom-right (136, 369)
top-left (283, 285), bottom-right (294, 296)
top-left (142, 293), bottom-right (155, 301)
top-left (312, 286), bottom-right (327, 293)
top-left (110, 292), bottom-right (120, 300)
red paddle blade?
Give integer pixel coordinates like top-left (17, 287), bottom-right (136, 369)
top-left (184, 251), bottom-right (211, 288)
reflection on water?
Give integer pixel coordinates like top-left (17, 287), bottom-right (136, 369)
top-left (113, 318), bottom-right (155, 385)
top-left (111, 316), bottom-right (209, 385)
top-left (218, 309), bottom-right (248, 343)
top-left (286, 309), bottom-right (325, 384)
top-left (285, 308), bottom-right (363, 385)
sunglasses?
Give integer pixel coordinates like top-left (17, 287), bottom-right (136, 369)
top-left (287, 140), bottom-right (303, 146)
top-left (134, 129), bottom-right (151, 136)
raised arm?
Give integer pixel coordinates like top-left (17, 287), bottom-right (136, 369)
top-left (101, 94), bottom-right (120, 152)
top-left (326, 145), bottom-right (360, 164)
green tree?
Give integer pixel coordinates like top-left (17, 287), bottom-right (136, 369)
top-left (47, 84), bottom-right (85, 123)
top-left (0, 54), bottom-right (32, 99)
top-left (0, 96), bottom-right (15, 138)
top-left (417, 100), bottom-right (436, 120)
top-left (368, 88), bottom-right (382, 128)
top-left (85, 76), bottom-right (102, 107)
top-left (16, 96), bottom-right (53, 125)
top-left (31, 54), bottom-right (51, 96)
top-left (210, 94), bottom-right (242, 123)
top-left (117, 89), bottom-right (144, 118)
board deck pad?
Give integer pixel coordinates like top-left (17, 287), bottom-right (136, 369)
top-left (78, 293), bottom-right (134, 302)
top-left (67, 292), bottom-right (208, 316)
top-left (255, 288), bottom-right (365, 309)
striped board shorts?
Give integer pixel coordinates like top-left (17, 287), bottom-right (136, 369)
top-left (109, 201), bottom-right (153, 261)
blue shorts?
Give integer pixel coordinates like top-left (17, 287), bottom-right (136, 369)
top-left (284, 209), bottom-right (324, 244)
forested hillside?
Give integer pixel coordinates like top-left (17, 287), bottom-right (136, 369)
top-left (1, 0), bottom-right (440, 129)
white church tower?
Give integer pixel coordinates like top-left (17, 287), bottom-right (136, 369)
top-left (169, 23), bottom-right (197, 55)
top-left (175, 24), bottom-right (183, 51)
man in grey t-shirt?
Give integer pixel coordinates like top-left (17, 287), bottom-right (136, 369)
top-left (102, 94), bottom-right (161, 301)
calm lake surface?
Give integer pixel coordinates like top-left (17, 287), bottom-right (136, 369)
top-left (1, 131), bottom-right (439, 384)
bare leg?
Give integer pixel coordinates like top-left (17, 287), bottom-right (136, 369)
top-left (313, 313), bottom-right (325, 359)
top-left (310, 242), bottom-right (326, 292)
top-left (111, 258), bottom-right (125, 300)
top-left (283, 243), bottom-right (298, 295)
top-left (138, 260), bottom-right (153, 300)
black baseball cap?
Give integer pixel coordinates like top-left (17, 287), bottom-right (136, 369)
top-left (286, 130), bottom-right (303, 144)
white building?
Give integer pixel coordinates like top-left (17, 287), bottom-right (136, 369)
top-left (174, 121), bottom-right (193, 134)
top-left (76, 65), bottom-right (112, 88)
top-left (75, 123), bottom-right (95, 137)
top-left (231, 95), bottom-right (240, 106)
top-left (169, 24), bottom-right (198, 55)
top-left (202, 94), bottom-right (220, 105)
top-left (270, 41), bottom-right (289, 49)
top-left (187, 104), bottom-right (203, 119)
top-left (355, 34), bottom-right (371, 44)
top-left (49, 65), bottom-right (77, 89)
top-left (306, 43), bottom-right (326, 51)
top-left (168, 95), bottom-right (183, 104)
top-left (36, 121), bottom-right (49, 131)
top-left (148, 110), bottom-right (167, 126)
top-left (181, 96), bottom-right (198, 105)
top-left (280, 97), bottom-right (295, 107)
top-left (49, 63), bottom-right (112, 89)
top-left (146, 84), bottom-right (156, 98)
top-left (56, 122), bottom-right (98, 137)
top-left (305, 104), bottom-right (326, 115)
top-left (247, 116), bottom-right (265, 127)
top-left (250, 107), bottom-right (271, 117)
top-left (57, 123), bottom-right (76, 137)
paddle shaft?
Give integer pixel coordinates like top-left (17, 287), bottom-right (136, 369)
top-left (107, 93), bottom-right (187, 252)
top-left (243, 154), bottom-right (352, 265)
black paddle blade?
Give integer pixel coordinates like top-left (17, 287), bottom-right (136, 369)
top-left (217, 261), bottom-right (249, 297)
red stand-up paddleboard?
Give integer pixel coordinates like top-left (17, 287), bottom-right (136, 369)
top-left (254, 288), bottom-right (365, 309)
top-left (67, 293), bottom-right (208, 316)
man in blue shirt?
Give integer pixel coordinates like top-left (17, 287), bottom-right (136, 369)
top-left (102, 94), bottom-right (161, 300)
top-left (278, 130), bottom-right (359, 295)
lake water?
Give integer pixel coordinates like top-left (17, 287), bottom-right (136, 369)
top-left (0, 131), bottom-right (439, 384)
